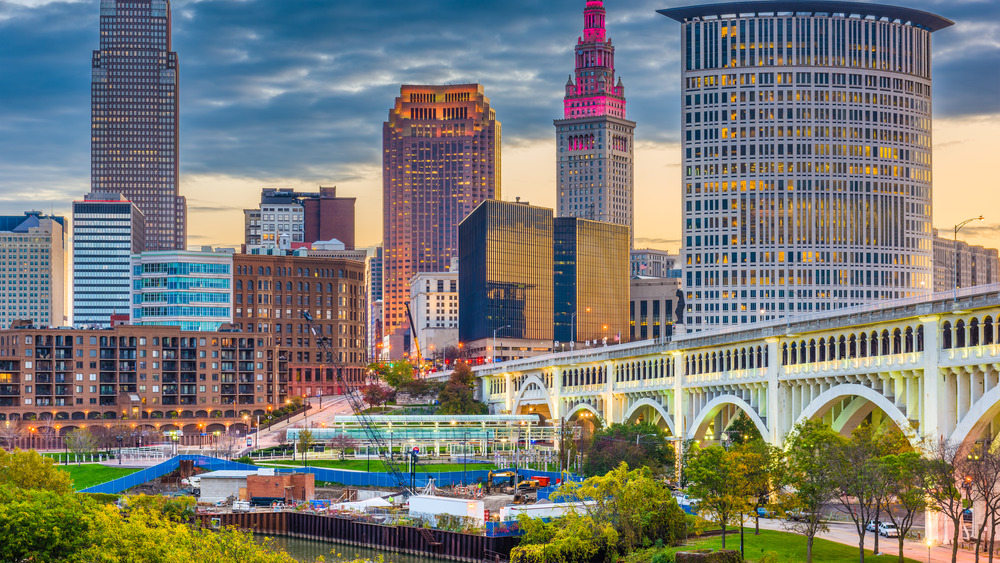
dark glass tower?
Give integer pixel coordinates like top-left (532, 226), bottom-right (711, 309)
top-left (91, 0), bottom-right (186, 251)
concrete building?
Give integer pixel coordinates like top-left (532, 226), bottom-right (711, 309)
top-left (410, 259), bottom-right (459, 361)
top-left (0, 212), bottom-right (66, 329)
top-left (73, 193), bottom-right (144, 328)
top-left (933, 229), bottom-right (1000, 293)
top-left (243, 187), bottom-right (356, 250)
top-left (630, 249), bottom-right (681, 278)
top-left (630, 276), bottom-right (682, 342)
top-left (366, 246), bottom-right (383, 359)
top-left (130, 248), bottom-right (234, 331)
top-left (90, 0), bottom-right (185, 251)
top-left (382, 84), bottom-right (500, 356)
top-left (197, 469), bottom-right (264, 504)
top-left (232, 252), bottom-right (367, 398)
top-left (660, 2), bottom-right (952, 331)
top-left (555, 0), bottom-right (635, 247)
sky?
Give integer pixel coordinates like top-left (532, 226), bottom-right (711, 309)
top-left (0, 0), bottom-right (999, 252)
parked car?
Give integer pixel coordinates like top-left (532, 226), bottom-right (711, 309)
top-left (865, 519), bottom-right (881, 532)
top-left (878, 522), bottom-right (899, 538)
top-left (756, 506), bottom-right (776, 518)
top-left (232, 500), bottom-right (251, 513)
top-left (785, 509), bottom-right (818, 522)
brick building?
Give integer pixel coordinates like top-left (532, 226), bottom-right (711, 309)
top-left (231, 253), bottom-right (367, 399)
top-left (246, 472), bottom-right (314, 503)
top-left (0, 324), bottom-right (270, 433)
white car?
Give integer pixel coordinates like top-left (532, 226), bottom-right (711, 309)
top-left (878, 522), bottom-right (899, 538)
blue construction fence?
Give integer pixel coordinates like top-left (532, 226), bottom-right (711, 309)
top-left (79, 455), bottom-right (583, 495)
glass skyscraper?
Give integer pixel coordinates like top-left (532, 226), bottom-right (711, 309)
top-left (91, 0), bottom-right (186, 251)
top-left (130, 250), bottom-right (233, 331)
top-left (660, 1), bottom-right (952, 331)
top-left (72, 193), bottom-right (145, 327)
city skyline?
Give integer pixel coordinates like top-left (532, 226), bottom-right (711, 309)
top-left (1, 0), bottom-right (999, 253)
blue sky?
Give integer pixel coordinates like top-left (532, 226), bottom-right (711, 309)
top-left (1, 0), bottom-right (998, 249)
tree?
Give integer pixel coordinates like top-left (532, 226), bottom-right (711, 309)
top-left (685, 443), bottom-right (748, 550)
top-left (881, 451), bottom-right (928, 563)
top-left (296, 429), bottom-right (316, 456)
top-left (582, 422), bottom-right (675, 477)
top-left (965, 440), bottom-right (1000, 563)
top-left (0, 448), bottom-right (73, 493)
top-left (512, 463), bottom-right (688, 563)
top-left (328, 434), bottom-right (359, 460)
top-left (64, 428), bottom-right (99, 462)
top-left (437, 362), bottom-right (488, 415)
top-left (783, 419), bottom-right (841, 563)
top-left (361, 382), bottom-right (391, 410)
top-left (737, 438), bottom-right (786, 536)
top-left (0, 485), bottom-right (98, 562)
top-left (827, 423), bottom-right (887, 563)
top-left (922, 439), bottom-right (971, 563)
top-left (214, 430), bottom-right (244, 460)
top-left (724, 412), bottom-right (763, 446)
top-left (0, 421), bottom-right (25, 450)
top-left (274, 428), bottom-right (289, 450)
top-left (368, 361), bottom-right (415, 389)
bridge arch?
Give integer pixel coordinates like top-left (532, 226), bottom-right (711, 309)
top-left (794, 384), bottom-right (918, 446)
top-left (950, 384), bottom-right (1000, 447)
top-left (687, 395), bottom-right (767, 441)
top-left (511, 374), bottom-right (555, 419)
top-left (564, 402), bottom-right (601, 421)
top-left (623, 398), bottom-right (676, 436)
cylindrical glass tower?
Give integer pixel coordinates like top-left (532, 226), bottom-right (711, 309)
top-left (659, 1), bottom-right (952, 331)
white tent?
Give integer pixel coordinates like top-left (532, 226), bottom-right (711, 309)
top-left (330, 496), bottom-right (393, 512)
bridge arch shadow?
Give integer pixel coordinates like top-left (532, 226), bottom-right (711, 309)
top-left (687, 395), bottom-right (767, 442)
top-left (511, 374), bottom-right (555, 420)
top-left (950, 384), bottom-right (1000, 448)
top-left (794, 383), bottom-right (919, 446)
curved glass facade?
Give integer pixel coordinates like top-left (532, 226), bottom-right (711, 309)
top-left (660, 2), bottom-right (951, 330)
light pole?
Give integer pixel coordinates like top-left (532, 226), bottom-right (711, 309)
top-left (954, 216), bottom-right (984, 302)
top-left (636, 433), bottom-right (658, 445)
top-left (492, 325), bottom-right (510, 364)
top-left (569, 308), bottom-right (591, 350)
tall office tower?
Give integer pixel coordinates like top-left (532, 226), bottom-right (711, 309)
top-left (383, 84), bottom-right (500, 355)
top-left (90, 0), bottom-right (186, 251)
top-left (932, 230), bottom-right (1000, 293)
top-left (366, 246), bottom-right (383, 359)
top-left (555, 0), bottom-right (635, 246)
top-left (73, 193), bottom-right (145, 327)
top-left (660, 2), bottom-right (951, 331)
top-left (0, 212), bottom-right (66, 329)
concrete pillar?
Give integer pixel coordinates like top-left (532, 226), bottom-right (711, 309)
top-left (504, 371), bottom-right (514, 414)
top-left (672, 351), bottom-right (685, 439)
top-left (765, 337), bottom-right (781, 446)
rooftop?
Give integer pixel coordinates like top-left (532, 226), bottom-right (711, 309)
top-left (658, 1), bottom-right (953, 32)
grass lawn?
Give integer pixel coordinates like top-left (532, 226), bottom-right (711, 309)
top-left (639, 529), bottom-right (920, 563)
top-left (256, 459), bottom-right (497, 473)
top-left (56, 463), bottom-right (141, 490)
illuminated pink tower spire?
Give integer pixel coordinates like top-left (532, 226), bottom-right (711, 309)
top-left (563, 0), bottom-right (627, 119)
top-left (556, 0), bottom-right (635, 246)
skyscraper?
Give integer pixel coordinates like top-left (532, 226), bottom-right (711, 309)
top-left (659, 2), bottom-right (951, 331)
top-left (91, 0), bottom-right (186, 251)
top-left (0, 212), bottom-right (66, 329)
top-left (555, 0), bottom-right (635, 246)
top-left (72, 193), bottom-right (145, 327)
top-left (383, 84), bottom-right (500, 356)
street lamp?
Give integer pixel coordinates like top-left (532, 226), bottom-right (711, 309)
top-left (570, 308), bottom-right (591, 350)
top-left (926, 539), bottom-right (933, 563)
top-left (492, 325), bottom-right (511, 364)
top-left (636, 433), bottom-right (658, 445)
top-left (954, 216), bottom-right (984, 302)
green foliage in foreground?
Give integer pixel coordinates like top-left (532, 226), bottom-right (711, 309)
top-left (56, 462), bottom-right (141, 490)
top-left (511, 463), bottom-right (689, 563)
top-left (0, 448), bottom-right (74, 493)
top-left (622, 529), bottom-right (921, 563)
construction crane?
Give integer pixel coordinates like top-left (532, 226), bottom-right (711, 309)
top-left (301, 311), bottom-right (411, 493)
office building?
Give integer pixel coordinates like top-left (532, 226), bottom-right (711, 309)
top-left (630, 276), bottom-right (682, 342)
top-left (383, 84), bottom-right (501, 356)
top-left (0, 324), bottom-right (271, 417)
top-left (243, 187), bottom-right (356, 250)
top-left (410, 259), bottom-right (459, 361)
top-left (73, 193), bottom-right (145, 327)
top-left (660, 2), bottom-right (951, 331)
top-left (553, 217), bottom-right (629, 345)
top-left (366, 246), bottom-right (384, 359)
top-left (555, 0), bottom-right (635, 246)
top-left (459, 199), bottom-right (629, 362)
top-left (130, 248), bottom-right (234, 331)
top-left (0, 213), bottom-right (66, 329)
top-left (90, 0), bottom-right (186, 251)
top-left (631, 249), bottom-right (681, 278)
top-left (933, 230), bottom-right (1000, 293)
top-left (232, 253), bottom-right (367, 398)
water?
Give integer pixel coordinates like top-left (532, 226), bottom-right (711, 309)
top-left (258, 534), bottom-right (444, 563)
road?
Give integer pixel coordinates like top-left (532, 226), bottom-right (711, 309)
top-left (755, 517), bottom-right (982, 562)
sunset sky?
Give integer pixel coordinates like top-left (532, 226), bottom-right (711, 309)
top-left (1, 0), bottom-right (998, 252)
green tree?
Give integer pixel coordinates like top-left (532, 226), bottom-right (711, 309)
top-left (922, 439), bottom-right (967, 563)
top-left (0, 485), bottom-right (97, 562)
top-left (724, 412), bottom-right (763, 446)
top-left (296, 428), bottom-right (316, 455)
top-left (367, 361), bottom-right (415, 389)
top-left (64, 428), bottom-right (99, 462)
top-left (512, 463), bottom-right (687, 563)
top-left (782, 420), bottom-right (841, 563)
top-left (582, 422), bottom-right (675, 477)
top-left (436, 362), bottom-right (488, 415)
top-left (881, 451), bottom-right (928, 563)
top-left (737, 438), bottom-right (786, 536)
top-left (685, 443), bottom-right (749, 550)
top-left (0, 448), bottom-right (73, 493)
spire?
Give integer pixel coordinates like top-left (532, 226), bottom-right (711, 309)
top-left (562, 0), bottom-right (626, 120)
top-left (583, 1), bottom-right (607, 43)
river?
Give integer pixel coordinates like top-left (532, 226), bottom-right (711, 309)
top-left (258, 534), bottom-right (445, 563)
